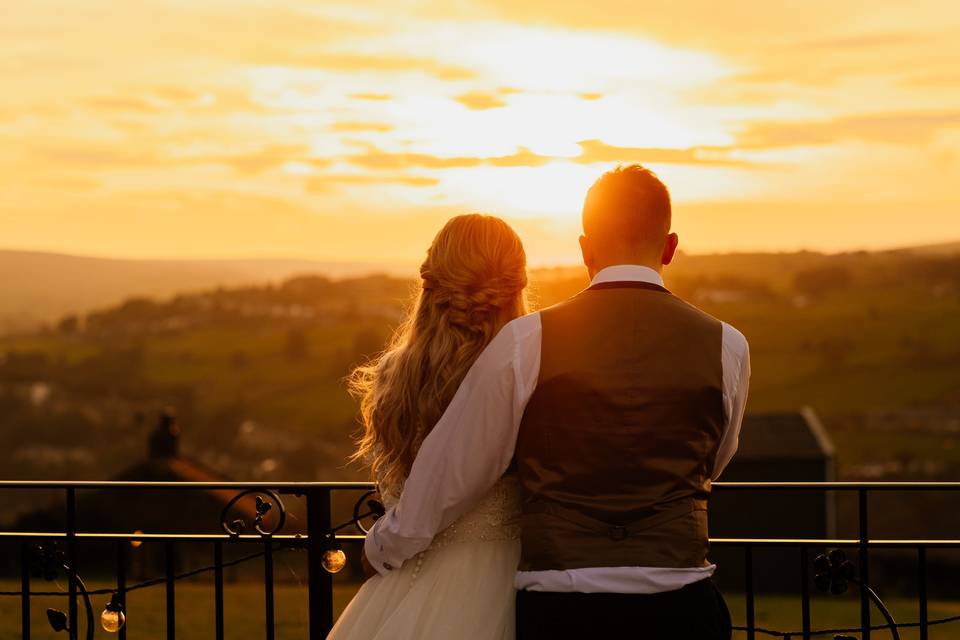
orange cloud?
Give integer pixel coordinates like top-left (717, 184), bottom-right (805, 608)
top-left (23, 143), bottom-right (162, 169)
top-left (153, 86), bottom-right (200, 102)
top-left (350, 93), bottom-right (392, 101)
top-left (574, 140), bottom-right (750, 167)
top-left (189, 145), bottom-right (325, 175)
top-left (330, 121), bottom-right (395, 132)
top-left (306, 173), bottom-right (439, 192)
top-left (293, 53), bottom-right (475, 81)
top-left (738, 111), bottom-right (960, 148)
top-left (454, 91), bottom-right (508, 110)
top-left (341, 141), bottom-right (752, 171)
top-left (84, 96), bottom-right (161, 113)
top-left (487, 147), bottom-right (552, 167)
top-left (343, 143), bottom-right (549, 169)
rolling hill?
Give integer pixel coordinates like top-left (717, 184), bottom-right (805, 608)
top-left (0, 250), bottom-right (411, 334)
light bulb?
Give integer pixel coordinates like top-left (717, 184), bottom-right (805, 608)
top-left (101, 607), bottom-right (125, 632)
top-left (322, 548), bottom-right (347, 573)
top-left (130, 530), bottom-right (143, 549)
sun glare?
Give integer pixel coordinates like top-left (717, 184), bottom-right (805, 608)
top-left (3, 1), bottom-right (960, 259)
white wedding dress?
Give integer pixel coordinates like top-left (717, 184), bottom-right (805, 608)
top-left (327, 475), bottom-right (522, 640)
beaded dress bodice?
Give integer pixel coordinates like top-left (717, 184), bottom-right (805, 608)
top-left (379, 474), bottom-right (521, 584)
top-left (381, 474), bottom-right (522, 549)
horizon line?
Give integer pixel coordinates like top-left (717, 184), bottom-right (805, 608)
top-left (2, 237), bottom-right (959, 267)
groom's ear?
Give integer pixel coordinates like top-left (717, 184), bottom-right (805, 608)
top-left (579, 234), bottom-right (592, 270)
top-left (661, 232), bottom-right (679, 266)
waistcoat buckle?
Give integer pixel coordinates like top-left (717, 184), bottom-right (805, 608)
top-left (609, 525), bottom-right (628, 541)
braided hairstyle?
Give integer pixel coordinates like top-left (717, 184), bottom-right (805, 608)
top-left (348, 214), bottom-right (528, 496)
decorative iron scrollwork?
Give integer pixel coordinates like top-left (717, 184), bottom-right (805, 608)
top-left (814, 549), bottom-right (902, 640)
top-left (220, 489), bottom-right (286, 537)
top-left (30, 540), bottom-right (65, 582)
top-left (30, 540), bottom-right (96, 640)
top-left (352, 490), bottom-right (386, 534)
top-left (814, 548), bottom-right (856, 595)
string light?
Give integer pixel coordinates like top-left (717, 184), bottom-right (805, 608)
top-left (100, 593), bottom-right (125, 633)
top-left (10, 494), bottom-right (389, 635)
top-left (130, 530), bottom-right (143, 549)
top-left (321, 537), bottom-right (347, 574)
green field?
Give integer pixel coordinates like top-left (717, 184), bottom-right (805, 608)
top-left (4, 258), bottom-right (959, 485)
top-left (2, 579), bottom-right (956, 639)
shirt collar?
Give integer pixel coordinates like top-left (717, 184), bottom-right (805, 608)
top-left (590, 264), bottom-right (664, 288)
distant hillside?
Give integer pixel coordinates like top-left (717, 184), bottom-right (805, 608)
top-left (897, 241), bottom-right (960, 256)
top-left (0, 250), bottom-right (410, 334)
top-left (0, 247), bottom-right (958, 485)
top-left (2, 240), bottom-right (958, 334)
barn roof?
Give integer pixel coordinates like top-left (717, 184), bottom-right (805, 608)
top-left (738, 407), bottom-right (834, 460)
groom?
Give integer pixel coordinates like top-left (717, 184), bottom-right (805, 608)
top-left (363, 164), bottom-right (750, 639)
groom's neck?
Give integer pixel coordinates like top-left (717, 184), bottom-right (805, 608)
top-left (586, 256), bottom-right (663, 281)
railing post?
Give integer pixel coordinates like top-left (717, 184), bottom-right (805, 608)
top-left (20, 540), bottom-right (30, 640)
top-left (214, 541), bottom-right (225, 640)
top-left (744, 545), bottom-right (755, 640)
top-left (306, 487), bottom-right (334, 639)
top-left (800, 546), bottom-right (811, 640)
top-left (858, 488), bottom-right (871, 640)
top-left (66, 487), bottom-right (78, 640)
top-left (264, 539), bottom-right (275, 640)
top-left (116, 540), bottom-right (127, 640)
top-left (165, 541), bottom-right (176, 640)
top-left (918, 546), bottom-right (928, 640)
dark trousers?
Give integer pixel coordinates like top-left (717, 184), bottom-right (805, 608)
top-left (516, 578), bottom-right (731, 640)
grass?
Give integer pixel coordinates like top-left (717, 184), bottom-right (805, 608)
top-left (726, 593), bottom-right (960, 640)
top-left (0, 579), bottom-right (358, 640)
top-left (2, 579), bottom-right (958, 640)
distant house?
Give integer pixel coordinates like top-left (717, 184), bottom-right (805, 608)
top-left (711, 407), bottom-right (837, 592)
top-left (12, 411), bottom-right (267, 580)
top-left (16, 410), bottom-right (258, 535)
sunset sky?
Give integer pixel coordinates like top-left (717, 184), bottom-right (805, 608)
top-left (3, 0), bottom-right (960, 265)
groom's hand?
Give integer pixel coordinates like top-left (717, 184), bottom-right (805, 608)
top-left (361, 547), bottom-right (378, 580)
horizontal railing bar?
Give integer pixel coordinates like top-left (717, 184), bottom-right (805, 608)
top-left (0, 480), bottom-right (376, 490)
top-left (0, 532), bottom-right (310, 541)
top-left (4, 531), bottom-right (958, 546)
top-left (4, 480), bottom-right (960, 490)
top-left (0, 532), bottom-right (368, 543)
top-left (712, 482), bottom-right (960, 490)
top-left (711, 538), bottom-right (960, 547)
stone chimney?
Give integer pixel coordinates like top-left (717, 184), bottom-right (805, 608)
top-left (148, 408), bottom-right (181, 459)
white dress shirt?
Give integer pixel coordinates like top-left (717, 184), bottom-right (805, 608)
top-left (365, 264), bottom-right (751, 593)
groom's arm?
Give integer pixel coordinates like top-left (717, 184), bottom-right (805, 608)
top-left (363, 315), bottom-right (540, 576)
top-left (712, 324), bottom-right (751, 479)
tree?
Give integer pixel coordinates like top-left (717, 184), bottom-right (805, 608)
top-left (792, 265), bottom-right (852, 299)
top-left (57, 314), bottom-right (80, 335)
top-left (284, 328), bottom-right (310, 361)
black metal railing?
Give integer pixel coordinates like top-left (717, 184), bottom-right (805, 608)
top-left (712, 482), bottom-right (960, 640)
top-left (0, 481), bottom-right (379, 640)
top-left (2, 480), bottom-right (959, 640)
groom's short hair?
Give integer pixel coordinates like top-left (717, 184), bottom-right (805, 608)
top-left (582, 164), bottom-right (672, 246)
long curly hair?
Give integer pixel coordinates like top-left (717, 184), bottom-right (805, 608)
top-left (348, 214), bottom-right (529, 496)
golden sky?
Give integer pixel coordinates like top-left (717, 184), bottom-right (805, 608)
top-left (3, 0), bottom-right (960, 265)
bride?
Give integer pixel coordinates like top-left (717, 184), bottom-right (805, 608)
top-left (328, 214), bottom-right (529, 640)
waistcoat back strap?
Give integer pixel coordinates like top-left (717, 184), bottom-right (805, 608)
top-left (525, 498), bottom-right (706, 541)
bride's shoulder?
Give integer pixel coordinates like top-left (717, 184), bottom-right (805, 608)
top-left (504, 312), bottom-right (541, 335)
top-left (488, 312), bottom-right (541, 351)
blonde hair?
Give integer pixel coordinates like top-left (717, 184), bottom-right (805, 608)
top-left (348, 214), bottom-right (528, 494)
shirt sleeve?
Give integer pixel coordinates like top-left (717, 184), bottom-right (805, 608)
top-left (364, 314), bottom-right (541, 575)
top-left (712, 323), bottom-right (751, 480)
